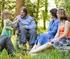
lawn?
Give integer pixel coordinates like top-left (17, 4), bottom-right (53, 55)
top-left (0, 48), bottom-right (70, 59)
top-left (0, 35), bottom-right (70, 59)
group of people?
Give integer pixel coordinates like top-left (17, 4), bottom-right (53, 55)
top-left (0, 6), bottom-right (70, 56)
top-left (0, 6), bottom-right (36, 55)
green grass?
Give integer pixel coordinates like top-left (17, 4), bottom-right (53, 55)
top-left (30, 49), bottom-right (70, 59)
top-left (0, 35), bottom-right (69, 59)
top-left (0, 48), bottom-right (70, 59)
top-left (0, 28), bottom-right (70, 59)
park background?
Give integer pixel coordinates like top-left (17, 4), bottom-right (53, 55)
top-left (0, 0), bottom-right (70, 59)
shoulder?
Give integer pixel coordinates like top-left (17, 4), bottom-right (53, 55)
top-left (65, 20), bottom-right (70, 24)
top-left (27, 16), bottom-right (34, 20)
top-left (64, 21), bottom-right (70, 28)
top-left (54, 19), bottom-right (60, 23)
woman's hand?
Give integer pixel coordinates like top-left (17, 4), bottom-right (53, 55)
top-left (51, 38), bottom-right (60, 43)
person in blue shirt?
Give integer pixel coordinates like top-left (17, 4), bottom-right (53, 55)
top-left (15, 6), bottom-right (36, 48)
top-left (29, 8), bottom-right (59, 53)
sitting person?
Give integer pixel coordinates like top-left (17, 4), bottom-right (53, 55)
top-left (29, 8), bottom-right (59, 52)
top-left (29, 9), bottom-right (70, 54)
top-left (15, 6), bottom-right (36, 48)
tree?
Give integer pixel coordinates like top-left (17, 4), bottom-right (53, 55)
top-left (1, 0), bottom-right (5, 28)
top-left (16, 0), bottom-right (25, 16)
top-left (43, 0), bottom-right (48, 30)
top-left (55, 0), bottom-right (70, 16)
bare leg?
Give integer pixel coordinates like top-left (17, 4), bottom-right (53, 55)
top-left (29, 42), bottom-right (52, 53)
top-left (29, 42), bottom-right (41, 53)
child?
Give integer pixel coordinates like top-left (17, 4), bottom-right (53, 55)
top-left (0, 10), bottom-right (15, 55)
top-left (1, 9), bottom-right (13, 37)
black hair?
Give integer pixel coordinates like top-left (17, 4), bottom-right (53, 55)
top-left (50, 8), bottom-right (57, 18)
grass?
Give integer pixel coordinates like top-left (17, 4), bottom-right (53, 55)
top-left (0, 48), bottom-right (70, 59)
top-left (0, 34), bottom-right (70, 59)
top-left (30, 49), bottom-right (70, 59)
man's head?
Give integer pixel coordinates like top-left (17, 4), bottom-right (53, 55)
top-left (20, 6), bottom-right (28, 17)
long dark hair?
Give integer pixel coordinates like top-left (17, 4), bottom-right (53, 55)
top-left (50, 8), bottom-right (57, 18)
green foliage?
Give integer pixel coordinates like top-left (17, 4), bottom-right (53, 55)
top-left (25, 0), bottom-right (48, 30)
top-left (55, 0), bottom-right (70, 16)
top-left (0, 0), bottom-right (16, 35)
top-left (0, 0), bottom-right (49, 32)
top-left (0, 49), bottom-right (9, 59)
top-left (62, 0), bottom-right (70, 16)
top-left (31, 49), bottom-right (70, 59)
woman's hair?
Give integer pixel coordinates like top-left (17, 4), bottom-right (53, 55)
top-left (20, 6), bottom-right (28, 16)
top-left (50, 8), bottom-right (57, 18)
top-left (58, 9), bottom-right (68, 21)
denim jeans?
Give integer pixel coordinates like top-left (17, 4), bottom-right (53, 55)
top-left (19, 28), bottom-right (36, 46)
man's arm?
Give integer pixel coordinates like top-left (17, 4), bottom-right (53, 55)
top-left (25, 17), bottom-right (36, 29)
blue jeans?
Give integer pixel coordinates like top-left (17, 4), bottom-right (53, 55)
top-left (35, 33), bottom-right (54, 45)
top-left (19, 28), bottom-right (36, 46)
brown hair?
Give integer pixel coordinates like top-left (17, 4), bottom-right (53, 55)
top-left (58, 9), bottom-right (68, 21)
top-left (20, 6), bottom-right (28, 16)
top-left (67, 16), bottom-right (70, 22)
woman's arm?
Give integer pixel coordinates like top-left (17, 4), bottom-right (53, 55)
top-left (54, 27), bottom-right (59, 38)
top-left (56, 21), bottom-right (70, 41)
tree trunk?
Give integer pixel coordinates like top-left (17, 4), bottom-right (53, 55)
top-left (16, 0), bottom-right (25, 16)
top-left (43, 0), bottom-right (48, 30)
top-left (1, 0), bottom-right (5, 28)
top-left (36, 0), bottom-right (40, 31)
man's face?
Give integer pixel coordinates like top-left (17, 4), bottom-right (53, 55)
top-left (20, 10), bottom-right (26, 17)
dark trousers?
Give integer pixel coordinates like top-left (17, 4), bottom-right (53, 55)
top-left (0, 35), bottom-right (15, 54)
top-left (18, 28), bottom-right (36, 46)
